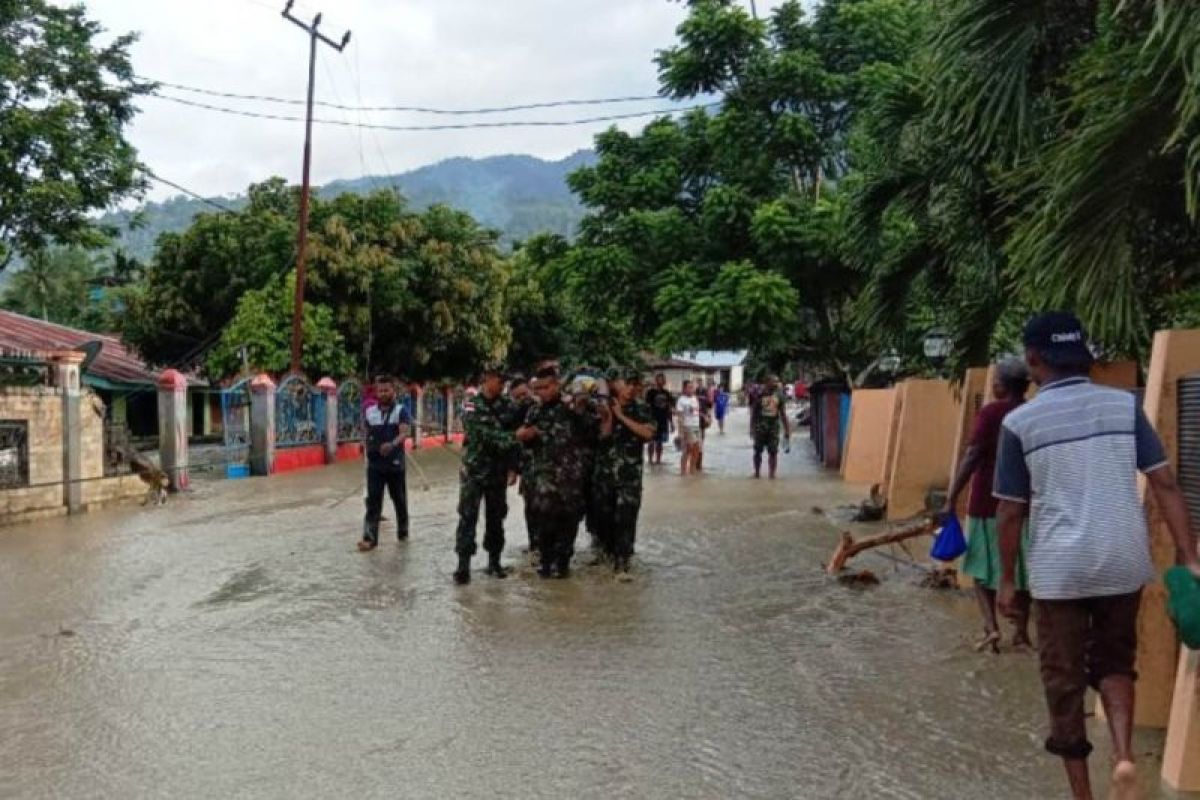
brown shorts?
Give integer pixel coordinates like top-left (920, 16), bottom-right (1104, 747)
top-left (1034, 590), bottom-right (1142, 759)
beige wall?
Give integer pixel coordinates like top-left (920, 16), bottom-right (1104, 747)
top-left (0, 386), bottom-right (145, 526)
top-left (947, 368), bottom-right (989, 518)
top-left (841, 388), bottom-right (897, 486)
top-left (885, 379), bottom-right (960, 521)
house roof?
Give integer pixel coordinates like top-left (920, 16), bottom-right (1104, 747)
top-left (674, 350), bottom-right (749, 369)
top-left (641, 352), bottom-right (704, 370)
top-left (0, 309), bottom-right (205, 389)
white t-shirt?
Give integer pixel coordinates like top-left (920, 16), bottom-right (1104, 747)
top-left (676, 395), bottom-right (701, 430)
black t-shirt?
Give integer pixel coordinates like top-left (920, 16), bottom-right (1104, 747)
top-left (645, 387), bottom-right (673, 422)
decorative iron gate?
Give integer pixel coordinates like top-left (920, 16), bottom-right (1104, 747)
top-left (1178, 374), bottom-right (1200, 523)
top-left (221, 377), bottom-right (252, 475)
top-left (419, 387), bottom-right (445, 438)
top-left (337, 379), bottom-right (364, 443)
top-left (276, 375), bottom-right (326, 448)
top-left (0, 420), bottom-right (29, 488)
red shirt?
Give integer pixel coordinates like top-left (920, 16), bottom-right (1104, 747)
top-left (967, 398), bottom-right (1023, 518)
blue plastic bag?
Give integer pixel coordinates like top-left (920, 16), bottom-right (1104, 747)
top-left (930, 514), bottom-right (967, 562)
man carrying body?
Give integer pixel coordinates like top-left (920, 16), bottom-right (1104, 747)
top-left (644, 373), bottom-right (673, 466)
top-left (516, 367), bottom-right (601, 579)
top-left (596, 369), bottom-right (656, 578)
top-left (360, 374), bottom-right (413, 551)
top-left (452, 366), bottom-right (520, 584)
top-left (750, 374), bottom-right (790, 479)
top-left (995, 312), bottom-right (1200, 800)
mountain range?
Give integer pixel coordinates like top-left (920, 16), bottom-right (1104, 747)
top-left (100, 150), bottom-right (597, 261)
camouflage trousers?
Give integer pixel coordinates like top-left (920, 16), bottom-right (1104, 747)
top-left (455, 476), bottom-right (508, 557)
top-left (528, 506), bottom-right (580, 569)
top-left (591, 481), bottom-right (643, 559)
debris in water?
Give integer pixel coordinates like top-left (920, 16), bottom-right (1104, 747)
top-left (851, 484), bottom-right (887, 522)
top-left (825, 518), bottom-right (936, 574)
top-left (837, 569), bottom-right (880, 587)
top-left (920, 568), bottom-right (958, 590)
top-left (810, 506), bottom-right (824, 515)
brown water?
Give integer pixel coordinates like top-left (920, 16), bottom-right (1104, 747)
top-left (1, 410), bottom-right (1193, 799)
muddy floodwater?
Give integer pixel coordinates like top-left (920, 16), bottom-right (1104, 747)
top-left (1, 410), bottom-right (1195, 799)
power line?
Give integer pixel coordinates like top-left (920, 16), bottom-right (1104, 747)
top-left (142, 170), bottom-right (240, 213)
top-left (144, 92), bottom-right (717, 130)
top-left (139, 76), bottom-right (663, 115)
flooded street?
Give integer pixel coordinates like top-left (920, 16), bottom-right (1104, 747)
top-left (1, 409), bottom-right (1193, 799)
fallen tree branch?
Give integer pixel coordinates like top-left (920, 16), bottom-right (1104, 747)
top-left (825, 518), bottom-right (937, 575)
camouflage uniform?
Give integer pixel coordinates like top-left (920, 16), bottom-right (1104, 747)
top-left (752, 388), bottom-right (788, 457)
top-left (594, 397), bottom-right (653, 562)
top-left (522, 396), bottom-right (598, 572)
top-left (512, 395), bottom-right (539, 552)
top-left (454, 392), bottom-right (520, 558)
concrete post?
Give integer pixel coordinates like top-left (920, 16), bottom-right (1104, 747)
top-left (249, 373), bottom-right (276, 476)
top-left (412, 384), bottom-right (425, 446)
top-left (318, 377), bottom-right (338, 464)
top-left (157, 369), bottom-right (190, 492)
top-left (49, 351), bottom-right (84, 513)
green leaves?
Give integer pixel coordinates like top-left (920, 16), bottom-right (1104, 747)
top-left (0, 2), bottom-right (149, 267)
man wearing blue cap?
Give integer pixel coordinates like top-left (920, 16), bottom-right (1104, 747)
top-left (994, 312), bottom-right (1200, 800)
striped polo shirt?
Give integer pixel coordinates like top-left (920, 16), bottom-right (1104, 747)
top-left (993, 377), bottom-right (1168, 600)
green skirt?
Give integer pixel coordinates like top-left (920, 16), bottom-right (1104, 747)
top-left (962, 516), bottom-right (1028, 591)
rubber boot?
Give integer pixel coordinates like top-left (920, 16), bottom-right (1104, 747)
top-left (453, 553), bottom-right (471, 585)
top-left (485, 552), bottom-right (508, 579)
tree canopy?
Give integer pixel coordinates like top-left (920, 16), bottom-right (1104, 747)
top-left (0, 1), bottom-right (149, 268)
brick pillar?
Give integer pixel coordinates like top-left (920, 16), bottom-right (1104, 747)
top-left (49, 350), bottom-right (84, 512)
top-left (318, 377), bottom-right (338, 464)
top-left (412, 384), bottom-right (425, 447)
top-left (157, 369), bottom-right (190, 492)
top-left (249, 373), bottom-right (276, 476)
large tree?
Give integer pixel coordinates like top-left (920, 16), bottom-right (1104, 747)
top-left (0, 1), bottom-right (150, 268)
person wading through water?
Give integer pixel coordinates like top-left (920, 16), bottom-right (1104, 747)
top-left (360, 375), bottom-right (413, 551)
top-left (995, 312), bottom-right (1200, 800)
top-left (944, 359), bottom-right (1032, 653)
top-left (644, 373), bottom-right (673, 466)
top-left (452, 366), bottom-right (520, 584)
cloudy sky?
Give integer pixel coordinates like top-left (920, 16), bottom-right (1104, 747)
top-left (81, 0), bottom-right (786, 202)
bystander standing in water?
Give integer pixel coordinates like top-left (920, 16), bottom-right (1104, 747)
top-left (944, 359), bottom-right (1032, 653)
top-left (645, 373), bottom-right (673, 466)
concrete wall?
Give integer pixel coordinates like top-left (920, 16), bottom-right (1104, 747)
top-left (947, 368), bottom-right (989, 518)
top-left (0, 386), bottom-right (146, 527)
top-left (841, 388), bottom-right (897, 486)
top-left (885, 379), bottom-right (960, 521)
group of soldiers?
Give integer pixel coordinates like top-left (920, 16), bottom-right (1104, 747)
top-left (451, 363), bottom-right (654, 584)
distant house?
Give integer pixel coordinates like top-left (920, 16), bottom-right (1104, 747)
top-left (642, 353), bottom-right (708, 393)
top-left (674, 350), bottom-right (749, 392)
top-left (0, 310), bottom-right (216, 441)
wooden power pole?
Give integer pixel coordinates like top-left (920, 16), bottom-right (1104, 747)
top-left (281, 0), bottom-right (350, 375)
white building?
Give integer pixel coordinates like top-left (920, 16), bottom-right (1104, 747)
top-left (674, 350), bottom-right (748, 392)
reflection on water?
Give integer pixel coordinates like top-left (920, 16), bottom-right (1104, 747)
top-left (0, 413), bottom-right (1193, 798)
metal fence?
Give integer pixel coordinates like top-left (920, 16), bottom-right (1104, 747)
top-left (275, 375), bottom-right (326, 449)
top-left (221, 377), bottom-right (253, 469)
top-left (0, 420), bottom-right (29, 488)
top-left (1178, 374), bottom-right (1200, 524)
top-left (337, 378), bottom-right (364, 443)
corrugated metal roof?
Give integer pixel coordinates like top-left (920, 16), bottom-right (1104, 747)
top-left (0, 309), bottom-right (205, 388)
top-left (642, 352), bottom-right (705, 370)
top-left (674, 350), bottom-right (748, 368)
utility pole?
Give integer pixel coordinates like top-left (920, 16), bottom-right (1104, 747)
top-left (281, 0), bottom-right (351, 376)
top-left (749, 0), bottom-right (758, 19)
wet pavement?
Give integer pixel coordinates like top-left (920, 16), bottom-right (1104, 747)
top-left (1, 409), bottom-right (1195, 799)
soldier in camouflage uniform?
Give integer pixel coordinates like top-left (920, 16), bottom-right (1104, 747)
top-left (453, 366), bottom-right (520, 584)
top-left (751, 374), bottom-right (791, 480)
top-left (593, 368), bottom-right (656, 578)
top-left (508, 375), bottom-right (540, 558)
top-left (516, 367), bottom-right (601, 579)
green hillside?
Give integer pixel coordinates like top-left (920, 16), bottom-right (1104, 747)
top-left (100, 150), bottom-right (595, 261)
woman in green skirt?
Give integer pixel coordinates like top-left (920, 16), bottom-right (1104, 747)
top-left (945, 361), bottom-right (1033, 653)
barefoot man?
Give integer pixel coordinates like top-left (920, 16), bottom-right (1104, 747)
top-left (995, 313), bottom-right (1200, 800)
